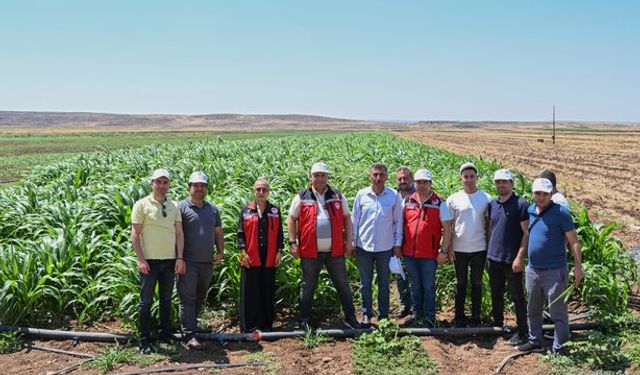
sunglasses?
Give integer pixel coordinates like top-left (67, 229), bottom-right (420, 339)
top-left (255, 187), bottom-right (269, 193)
top-left (161, 202), bottom-right (167, 217)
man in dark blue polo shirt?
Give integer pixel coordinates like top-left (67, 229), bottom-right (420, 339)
top-left (517, 178), bottom-right (583, 354)
top-left (178, 171), bottom-right (225, 350)
top-left (487, 169), bottom-right (529, 346)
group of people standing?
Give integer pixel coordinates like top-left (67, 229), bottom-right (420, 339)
top-left (131, 161), bottom-right (583, 355)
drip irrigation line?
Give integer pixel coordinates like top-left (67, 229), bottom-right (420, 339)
top-left (113, 361), bottom-right (262, 375)
top-left (23, 343), bottom-right (95, 358)
top-left (45, 358), bottom-right (93, 375)
top-left (2, 322), bottom-right (601, 343)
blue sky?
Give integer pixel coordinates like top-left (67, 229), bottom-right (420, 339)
top-left (1, 1), bottom-right (638, 121)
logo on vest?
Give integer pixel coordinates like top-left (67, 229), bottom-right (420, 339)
top-left (334, 202), bottom-right (340, 209)
top-left (271, 207), bottom-right (278, 214)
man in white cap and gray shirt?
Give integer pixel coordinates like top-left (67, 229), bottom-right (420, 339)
top-left (178, 171), bottom-right (225, 350)
top-left (487, 169), bottom-right (529, 345)
top-left (287, 162), bottom-right (360, 330)
top-left (131, 168), bottom-right (185, 354)
top-left (516, 177), bottom-right (583, 354)
top-left (445, 162), bottom-right (492, 327)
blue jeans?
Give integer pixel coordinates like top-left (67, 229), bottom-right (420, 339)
top-left (525, 266), bottom-right (570, 350)
top-left (404, 256), bottom-right (437, 322)
top-left (139, 259), bottom-right (176, 342)
top-left (356, 247), bottom-right (392, 319)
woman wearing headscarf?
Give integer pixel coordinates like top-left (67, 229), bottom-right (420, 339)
top-left (237, 177), bottom-right (284, 332)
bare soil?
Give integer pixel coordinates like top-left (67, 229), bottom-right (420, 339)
top-left (397, 125), bottom-right (640, 248)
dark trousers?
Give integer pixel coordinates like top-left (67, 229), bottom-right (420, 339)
top-left (394, 256), bottom-right (412, 310)
top-left (177, 261), bottom-right (214, 337)
top-left (139, 259), bottom-right (176, 342)
top-left (454, 251), bottom-right (486, 322)
top-left (487, 259), bottom-right (528, 334)
top-left (300, 253), bottom-right (356, 323)
top-left (239, 265), bottom-right (277, 332)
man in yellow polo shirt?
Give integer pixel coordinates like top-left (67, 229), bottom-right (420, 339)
top-left (131, 168), bottom-right (185, 354)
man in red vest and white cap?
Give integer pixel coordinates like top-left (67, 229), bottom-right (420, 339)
top-left (287, 162), bottom-right (360, 330)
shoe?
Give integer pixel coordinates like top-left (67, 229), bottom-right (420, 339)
top-left (158, 332), bottom-right (175, 345)
top-left (138, 343), bottom-right (152, 355)
top-left (360, 315), bottom-right (371, 328)
top-left (343, 315), bottom-right (361, 329)
top-left (516, 342), bottom-right (544, 353)
top-left (184, 337), bottom-right (204, 350)
top-left (551, 347), bottom-right (569, 356)
top-left (397, 306), bottom-right (412, 318)
top-left (403, 315), bottom-right (418, 327)
top-left (508, 332), bottom-right (528, 346)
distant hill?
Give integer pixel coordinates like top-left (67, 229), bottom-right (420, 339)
top-left (0, 111), bottom-right (389, 131)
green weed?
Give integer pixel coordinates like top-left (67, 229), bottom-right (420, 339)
top-left (352, 319), bottom-right (438, 375)
top-left (300, 328), bottom-right (331, 349)
top-left (0, 330), bottom-right (22, 353)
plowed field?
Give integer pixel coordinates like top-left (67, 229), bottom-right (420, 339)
top-left (398, 126), bottom-right (640, 248)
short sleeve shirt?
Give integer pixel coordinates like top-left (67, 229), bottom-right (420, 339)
top-left (527, 203), bottom-right (575, 269)
top-left (487, 194), bottom-right (529, 263)
top-left (131, 195), bottom-right (181, 259)
top-left (446, 190), bottom-right (491, 253)
top-left (179, 199), bottom-right (222, 262)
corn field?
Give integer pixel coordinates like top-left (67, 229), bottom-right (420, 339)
top-left (0, 132), bottom-right (635, 328)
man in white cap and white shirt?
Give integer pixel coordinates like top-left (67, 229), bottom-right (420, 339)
top-left (131, 168), bottom-right (185, 354)
top-left (445, 162), bottom-right (492, 327)
top-left (177, 171), bottom-right (224, 350)
top-left (487, 169), bottom-right (529, 345)
top-left (516, 178), bottom-right (583, 354)
top-left (287, 162), bottom-right (360, 329)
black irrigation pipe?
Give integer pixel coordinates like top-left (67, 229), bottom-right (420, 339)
top-left (22, 343), bottom-right (95, 358)
top-left (114, 361), bottom-right (262, 375)
top-left (2, 322), bottom-right (601, 343)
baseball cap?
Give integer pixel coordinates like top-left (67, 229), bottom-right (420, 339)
top-left (459, 162), bottom-right (478, 175)
top-left (532, 178), bottom-right (553, 193)
top-left (188, 171), bottom-right (208, 184)
top-left (151, 168), bottom-right (170, 181)
top-left (310, 162), bottom-right (330, 174)
top-left (493, 169), bottom-right (513, 181)
top-left (538, 170), bottom-right (557, 188)
top-left (414, 169), bottom-right (433, 181)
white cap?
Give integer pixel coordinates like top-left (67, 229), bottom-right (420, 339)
top-left (151, 168), bottom-right (170, 181)
top-left (188, 171), bottom-right (208, 184)
top-left (310, 162), bottom-right (330, 174)
top-left (493, 169), bottom-right (513, 181)
top-left (414, 169), bottom-right (433, 181)
top-left (459, 162), bottom-right (478, 174)
top-left (388, 256), bottom-right (406, 280)
top-left (532, 178), bottom-right (553, 193)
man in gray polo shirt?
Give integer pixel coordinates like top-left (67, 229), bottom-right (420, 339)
top-left (178, 171), bottom-right (224, 349)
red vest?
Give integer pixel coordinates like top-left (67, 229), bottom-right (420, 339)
top-left (403, 191), bottom-right (444, 259)
top-left (242, 201), bottom-right (280, 267)
top-left (297, 186), bottom-right (345, 258)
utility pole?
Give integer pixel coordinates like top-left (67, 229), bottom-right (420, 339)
top-left (552, 105), bottom-right (556, 144)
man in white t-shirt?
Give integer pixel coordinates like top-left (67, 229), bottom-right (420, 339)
top-left (445, 162), bottom-right (491, 327)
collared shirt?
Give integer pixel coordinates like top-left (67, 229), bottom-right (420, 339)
top-left (353, 186), bottom-right (403, 252)
top-left (289, 186), bottom-right (350, 252)
top-left (179, 199), bottom-right (222, 263)
top-left (131, 194), bottom-right (181, 260)
top-left (487, 193), bottom-right (529, 263)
